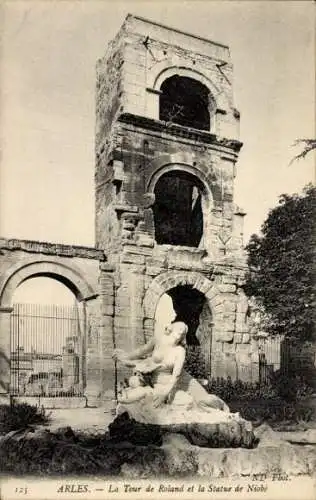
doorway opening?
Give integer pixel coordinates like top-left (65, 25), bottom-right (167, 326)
top-left (155, 284), bottom-right (213, 378)
top-left (10, 277), bottom-right (86, 399)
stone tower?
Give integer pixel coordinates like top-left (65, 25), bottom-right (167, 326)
top-left (95, 14), bottom-right (254, 386)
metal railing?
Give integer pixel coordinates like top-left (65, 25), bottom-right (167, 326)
top-left (257, 335), bottom-right (283, 384)
top-left (10, 303), bottom-right (85, 397)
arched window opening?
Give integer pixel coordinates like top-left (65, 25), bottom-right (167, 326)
top-left (159, 76), bottom-right (211, 131)
top-left (153, 170), bottom-right (204, 247)
top-left (11, 277), bottom-right (84, 398)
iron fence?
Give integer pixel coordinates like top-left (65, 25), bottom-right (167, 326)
top-left (257, 334), bottom-right (288, 384)
top-left (10, 303), bottom-right (86, 397)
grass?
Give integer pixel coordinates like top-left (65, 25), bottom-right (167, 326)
top-left (0, 400), bottom-right (50, 435)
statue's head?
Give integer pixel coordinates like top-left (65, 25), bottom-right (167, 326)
top-left (164, 321), bottom-right (188, 346)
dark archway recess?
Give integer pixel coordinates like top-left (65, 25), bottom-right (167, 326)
top-left (167, 285), bottom-right (211, 378)
top-left (167, 285), bottom-right (206, 345)
top-left (159, 75), bottom-right (210, 131)
top-left (153, 171), bottom-right (204, 247)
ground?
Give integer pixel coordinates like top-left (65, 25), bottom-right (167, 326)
top-left (1, 402), bottom-right (316, 480)
top-left (46, 404), bottom-right (114, 434)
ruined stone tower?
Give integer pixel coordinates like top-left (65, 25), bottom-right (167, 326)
top-left (95, 14), bottom-right (254, 389)
top-left (0, 15), bottom-right (259, 407)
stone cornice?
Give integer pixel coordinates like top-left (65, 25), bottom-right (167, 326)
top-left (118, 113), bottom-right (243, 153)
top-left (0, 238), bottom-right (106, 261)
top-left (128, 14), bottom-right (230, 51)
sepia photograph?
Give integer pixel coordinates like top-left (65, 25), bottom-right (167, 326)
top-left (0, 1), bottom-right (315, 499)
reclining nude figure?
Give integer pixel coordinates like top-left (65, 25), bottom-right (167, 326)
top-left (113, 321), bottom-right (243, 425)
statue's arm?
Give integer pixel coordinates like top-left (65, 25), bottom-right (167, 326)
top-left (113, 338), bottom-right (155, 364)
top-left (128, 338), bottom-right (155, 360)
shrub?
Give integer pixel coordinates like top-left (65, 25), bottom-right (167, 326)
top-left (229, 399), bottom-right (313, 425)
top-left (207, 374), bottom-right (314, 403)
top-left (206, 376), bottom-right (314, 425)
top-left (206, 377), bottom-right (278, 402)
top-left (0, 400), bottom-right (50, 434)
top-left (0, 433), bottom-right (123, 476)
top-left (184, 346), bottom-right (206, 379)
top-left (269, 371), bottom-right (315, 402)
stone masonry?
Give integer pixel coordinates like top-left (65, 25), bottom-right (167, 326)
top-left (0, 238), bottom-right (115, 405)
top-left (94, 14), bottom-right (257, 393)
top-left (0, 15), bottom-right (258, 408)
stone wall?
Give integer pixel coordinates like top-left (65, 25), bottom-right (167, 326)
top-left (0, 238), bottom-right (116, 405)
top-left (95, 14), bottom-right (243, 257)
top-left (101, 14), bottom-right (239, 139)
top-left (0, 238), bottom-right (104, 305)
top-left (94, 15), bottom-right (254, 389)
top-left (95, 118), bottom-right (243, 257)
top-left (107, 242), bottom-right (255, 384)
top-left (0, 16), bottom-right (258, 408)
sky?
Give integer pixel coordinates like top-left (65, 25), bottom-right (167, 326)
top-left (1, 0), bottom-right (315, 303)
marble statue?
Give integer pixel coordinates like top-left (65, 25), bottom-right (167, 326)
top-left (117, 372), bottom-right (153, 404)
top-left (112, 321), bottom-right (250, 430)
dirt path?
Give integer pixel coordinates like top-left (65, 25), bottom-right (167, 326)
top-left (44, 403), bottom-right (115, 434)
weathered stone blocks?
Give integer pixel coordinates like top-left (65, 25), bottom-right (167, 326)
top-left (99, 294), bottom-right (115, 306)
top-left (100, 316), bottom-right (113, 328)
top-left (121, 253), bottom-right (145, 265)
top-left (212, 351), bottom-right (237, 380)
top-left (219, 284), bottom-right (237, 293)
top-left (146, 266), bottom-right (163, 277)
top-left (0, 17), bottom-right (264, 408)
top-left (102, 305), bottom-right (114, 316)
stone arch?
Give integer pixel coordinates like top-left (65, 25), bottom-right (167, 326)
top-left (150, 65), bottom-right (224, 107)
top-left (0, 259), bottom-right (96, 307)
top-left (143, 271), bottom-right (224, 328)
top-left (145, 63), bottom-right (228, 122)
top-left (144, 153), bottom-right (214, 250)
top-left (146, 153), bottom-right (213, 205)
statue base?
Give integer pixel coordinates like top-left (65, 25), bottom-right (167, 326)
top-left (115, 400), bottom-right (256, 448)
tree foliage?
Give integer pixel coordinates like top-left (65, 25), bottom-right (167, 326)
top-left (244, 184), bottom-right (316, 341)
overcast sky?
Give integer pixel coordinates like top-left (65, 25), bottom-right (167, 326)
top-left (1, 1), bottom-right (315, 301)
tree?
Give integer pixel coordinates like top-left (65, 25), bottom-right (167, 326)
top-left (290, 139), bottom-right (316, 164)
top-left (244, 184), bottom-right (316, 341)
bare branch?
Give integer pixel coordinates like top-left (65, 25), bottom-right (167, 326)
top-left (289, 139), bottom-right (316, 165)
